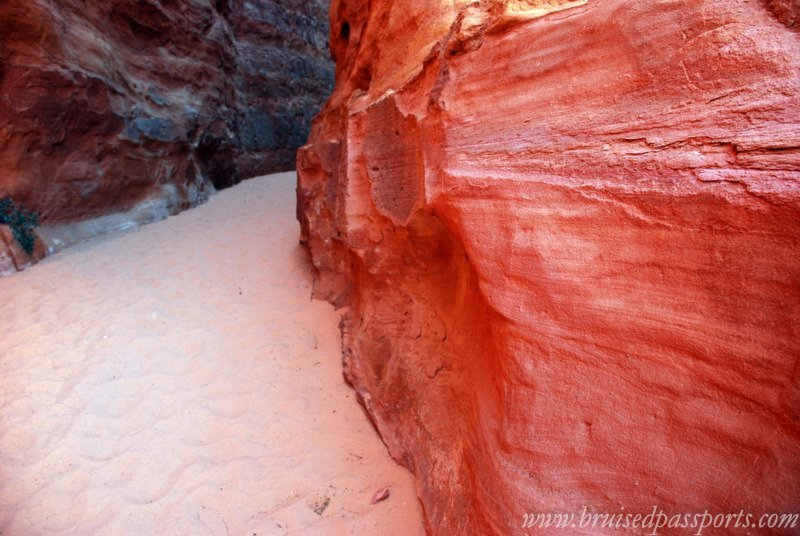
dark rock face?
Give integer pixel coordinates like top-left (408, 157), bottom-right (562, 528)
top-left (0, 0), bottom-right (332, 223)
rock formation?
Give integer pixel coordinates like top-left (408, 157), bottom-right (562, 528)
top-left (297, 0), bottom-right (800, 533)
top-left (0, 0), bottom-right (332, 225)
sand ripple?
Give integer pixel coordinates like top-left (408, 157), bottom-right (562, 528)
top-left (0, 173), bottom-right (423, 535)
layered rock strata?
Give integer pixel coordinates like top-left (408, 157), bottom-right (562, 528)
top-left (298, 0), bottom-right (800, 533)
top-left (0, 0), bottom-right (332, 226)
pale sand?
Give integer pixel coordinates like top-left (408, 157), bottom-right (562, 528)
top-left (0, 172), bottom-right (424, 535)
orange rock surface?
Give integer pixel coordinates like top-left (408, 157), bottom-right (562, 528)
top-left (297, 0), bottom-right (800, 533)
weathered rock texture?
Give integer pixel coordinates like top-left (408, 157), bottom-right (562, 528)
top-left (0, 225), bottom-right (46, 274)
top-left (0, 0), bottom-right (332, 225)
top-left (298, 0), bottom-right (800, 533)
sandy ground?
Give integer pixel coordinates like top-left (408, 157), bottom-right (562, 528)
top-left (0, 172), bottom-right (424, 535)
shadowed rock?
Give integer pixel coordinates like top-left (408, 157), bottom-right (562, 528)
top-left (0, 0), bottom-right (333, 224)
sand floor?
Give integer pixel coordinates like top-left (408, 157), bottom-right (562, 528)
top-left (0, 172), bottom-right (424, 535)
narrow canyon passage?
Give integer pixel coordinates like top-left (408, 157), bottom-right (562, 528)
top-left (0, 173), bottom-right (424, 535)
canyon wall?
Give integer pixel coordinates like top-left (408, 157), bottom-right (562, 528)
top-left (0, 0), bottom-right (332, 225)
top-left (297, 0), bottom-right (800, 533)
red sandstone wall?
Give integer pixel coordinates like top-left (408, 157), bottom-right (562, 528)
top-left (298, 0), bottom-right (800, 533)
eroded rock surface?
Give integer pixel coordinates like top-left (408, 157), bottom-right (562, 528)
top-left (0, 0), bottom-right (332, 225)
top-left (298, 0), bottom-right (800, 533)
